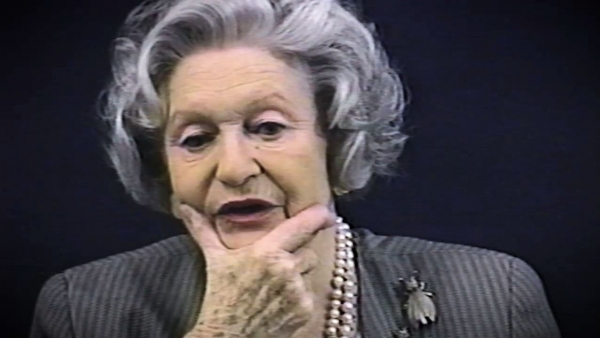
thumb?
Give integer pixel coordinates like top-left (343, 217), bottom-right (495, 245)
top-left (179, 204), bottom-right (224, 252)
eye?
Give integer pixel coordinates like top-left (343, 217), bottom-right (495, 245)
top-left (180, 134), bottom-right (213, 151)
top-left (251, 122), bottom-right (286, 138)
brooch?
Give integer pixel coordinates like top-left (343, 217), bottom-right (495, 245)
top-left (399, 273), bottom-right (437, 331)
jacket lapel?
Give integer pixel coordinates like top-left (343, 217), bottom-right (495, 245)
top-left (355, 229), bottom-right (415, 338)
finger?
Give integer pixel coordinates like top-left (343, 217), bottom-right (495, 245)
top-left (291, 247), bottom-right (319, 275)
top-left (179, 204), bottom-right (225, 252)
top-left (259, 204), bottom-right (336, 252)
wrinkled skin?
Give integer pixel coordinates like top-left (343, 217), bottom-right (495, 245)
top-left (164, 46), bottom-right (339, 337)
top-left (164, 46), bottom-right (332, 249)
top-left (181, 204), bottom-right (335, 338)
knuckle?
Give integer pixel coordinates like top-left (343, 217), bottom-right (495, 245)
top-left (293, 293), bottom-right (314, 319)
top-left (279, 259), bottom-right (297, 273)
top-left (263, 252), bottom-right (295, 274)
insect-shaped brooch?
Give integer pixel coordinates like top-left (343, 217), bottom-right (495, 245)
top-left (399, 274), bottom-right (437, 330)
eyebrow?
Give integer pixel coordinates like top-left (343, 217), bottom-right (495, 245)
top-left (167, 92), bottom-right (294, 130)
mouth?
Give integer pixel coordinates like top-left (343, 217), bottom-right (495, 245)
top-left (216, 198), bottom-right (280, 225)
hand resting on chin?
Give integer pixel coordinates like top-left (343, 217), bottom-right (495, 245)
top-left (180, 204), bottom-right (336, 338)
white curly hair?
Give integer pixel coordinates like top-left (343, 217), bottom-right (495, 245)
top-left (100, 0), bottom-right (408, 213)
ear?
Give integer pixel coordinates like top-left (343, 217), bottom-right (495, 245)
top-left (170, 195), bottom-right (183, 219)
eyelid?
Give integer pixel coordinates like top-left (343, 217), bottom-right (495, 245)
top-left (251, 112), bottom-right (289, 125)
top-left (177, 126), bottom-right (207, 142)
top-left (247, 120), bottom-right (287, 132)
top-left (252, 119), bottom-right (286, 125)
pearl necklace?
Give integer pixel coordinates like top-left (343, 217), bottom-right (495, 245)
top-left (324, 217), bottom-right (358, 337)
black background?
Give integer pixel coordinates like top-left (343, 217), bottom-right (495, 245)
top-left (2, 0), bottom-right (599, 337)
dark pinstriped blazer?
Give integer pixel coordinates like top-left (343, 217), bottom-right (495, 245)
top-left (30, 229), bottom-right (561, 338)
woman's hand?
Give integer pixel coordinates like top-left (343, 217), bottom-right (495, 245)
top-left (180, 204), bottom-right (336, 338)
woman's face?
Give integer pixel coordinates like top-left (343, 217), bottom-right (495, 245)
top-left (164, 46), bottom-right (332, 249)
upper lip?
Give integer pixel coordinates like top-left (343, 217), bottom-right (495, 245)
top-left (216, 198), bottom-right (277, 215)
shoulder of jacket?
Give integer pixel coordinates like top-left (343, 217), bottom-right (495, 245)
top-left (62, 234), bottom-right (197, 276)
top-left (355, 228), bottom-right (521, 265)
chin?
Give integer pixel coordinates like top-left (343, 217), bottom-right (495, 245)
top-left (214, 207), bottom-right (286, 249)
top-left (217, 229), bottom-right (273, 249)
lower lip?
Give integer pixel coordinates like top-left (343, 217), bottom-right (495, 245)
top-left (217, 207), bottom-right (278, 225)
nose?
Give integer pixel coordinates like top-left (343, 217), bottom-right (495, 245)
top-left (215, 132), bottom-right (261, 187)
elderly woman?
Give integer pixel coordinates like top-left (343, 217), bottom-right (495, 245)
top-left (30, 0), bottom-right (561, 337)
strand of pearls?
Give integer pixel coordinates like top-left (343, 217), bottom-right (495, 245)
top-left (324, 217), bottom-right (358, 338)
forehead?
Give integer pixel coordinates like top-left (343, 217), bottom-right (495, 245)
top-left (167, 47), bottom-right (312, 114)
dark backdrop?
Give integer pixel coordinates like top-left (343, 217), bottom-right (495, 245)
top-left (2, 0), bottom-right (598, 337)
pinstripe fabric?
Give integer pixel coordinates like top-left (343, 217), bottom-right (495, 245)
top-left (354, 229), bottom-right (561, 338)
top-left (30, 236), bottom-right (205, 338)
top-left (30, 229), bottom-right (561, 338)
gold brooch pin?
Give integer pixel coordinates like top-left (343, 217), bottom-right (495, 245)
top-left (399, 273), bottom-right (437, 330)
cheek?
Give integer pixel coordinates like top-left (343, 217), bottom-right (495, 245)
top-left (165, 148), bottom-right (211, 207)
top-left (259, 137), bottom-right (331, 213)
